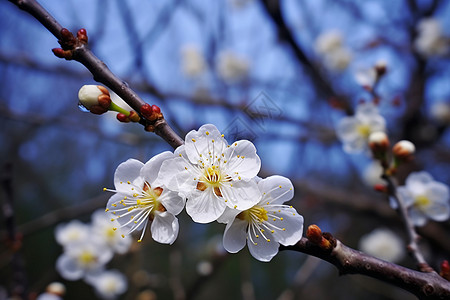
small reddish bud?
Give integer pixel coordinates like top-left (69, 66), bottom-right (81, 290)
top-left (145, 124), bottom-right (155, 132)
top-left (117, 113), bottom-right (130, 123)
top-left (373, 184), bottom-right (388, 193)
top-left (52, 48), bottom-right (66, 58)
top-left (128, 111), bottom-right (140, 122)
top-left (77, 28), bottom-right (88, 44)
top-left (60, 28), bottom-right (73, 40)
top-left (151, 105), bottom-right (161, 114)
top-left (306, 225), bottom-right (323, 244)
top-left (440, 260), bottom-right (450, 281)
top-left (140, 103), bottom-right (153, 119)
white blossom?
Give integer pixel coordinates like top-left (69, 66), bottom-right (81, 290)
top-left (336, 102), bottom-right (386, 154)
top-left (315, 30), bottom-right (352, 70)
top-left (430, 102), bottom-right (450, 125)
top-left (158, 124), bottom-right (261, 223)
top-left (55, 220), bottom-right (90, 248)
top-left (390, 171), bottom-right (450, 226)
top-left (217, 51), bottom-right (250, 83)
top-left (362, 161), bottom-right (384, 187)
top-left (85, 270), bottom-right (127, 300)
top-left (359, 228), bottom-right (405, 263)
top-left (414, 18), bottom-right (449, 57)
top-left (222, 175), bottom-right (303, 262)
top-left (105, 152), bottom-right (185, 244)
top-left (91, 209), bottom-right (132, 254)
top-left (181, 45), bottom-right (207, 78)
top-left (56, 239), bottom-right (113, 280)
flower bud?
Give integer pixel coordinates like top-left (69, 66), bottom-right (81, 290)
top-left (440, 260), bottom-right (450, 281)
top-left (369, 131), bottom-right (390, 151)
top-left (46, 282), bottom-right (66, 296)
top-left (78, 85), bottom-right (111, 115)
top-left (392, 140), bottom-right (415, 161)
top-left (374, 60), bottom-right (387, 77)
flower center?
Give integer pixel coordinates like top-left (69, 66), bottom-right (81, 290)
top-left (357, 124), bottom-right (372, 138)
top-left (238, 206), bottom-right (268, 224)
top-left (196, 165), bottom-right (231, 197)
top-left (79, 250), bottom-right (96, 266)
top-left (414, 195), bottom-right (430, 210)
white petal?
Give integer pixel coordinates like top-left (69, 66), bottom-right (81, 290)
top-left (267, 208), bottom-right (303, 246)
top-left (157, 157), bottom-right (197, 196)
top-left (365, 115), bottom-right (386, 132)
top-left (336, 117), bottom-right (359, 141)
top-left (186, 189), bottom-right (227, 223)
top-left (405, 172), bottom-right (433, 196)
top-left (423, 201), bottom-right (450, 222)
top-left (217, 207), bottom-right (241, 224)
top-left (114, 159), bottom-right (145, 194)
top-left (184, 124), bottom-right (228, 164)
top-left (151, 212), bottom-right (179, 244)
top-left (397, 186), bottom-right (414, 207)
top-left (356, 102), bottom-right (379, 116)
top-left (159, 189), bottom-right (185, 215)
top-left (409, 208), bottom-right (427, 226)
top-left (221, 179), bottom-right (260, 210)
top-left (426, 182), bottom-right (450, 204)
top-left (141, 151), bottom-right (174, 185)
top-left (247, 230), bottom-right (278, 262)
top-left (224, 140), bottom-right (261, 179)
top-left (258, 175), bottom-right (294, 205)
top-left (223, 218), bottom-right (248, 253)
top-left (56, 254), bottom-right (84, 280)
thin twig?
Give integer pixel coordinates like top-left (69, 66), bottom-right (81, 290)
top-left (383, 174), bottom-right (433, 272)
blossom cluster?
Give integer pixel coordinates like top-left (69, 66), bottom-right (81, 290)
top-left (314, 30), bottom-right (352, 71)
top-left (105, 124), bottom-right (304, 262)
top-left (55, 210), bottom-right (129, 299)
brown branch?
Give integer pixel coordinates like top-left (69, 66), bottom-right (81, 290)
top-left (8, 0), bottom-right (184, 150)
top-left (281, 237), bottom-right (450, 300)
top-left (383, 174), bottom-right (433, 272)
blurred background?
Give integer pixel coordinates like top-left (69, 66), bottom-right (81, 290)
top-left (1, 0), bottom-right (450, 299)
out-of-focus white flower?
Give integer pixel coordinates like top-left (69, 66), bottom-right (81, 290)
top-left (315, 30), bottom-right (352, 71)
top-left (359, 228), bottom-right (405, 263)
top-left (390, 171), bottom-right (450, 226)
top-left (56, 240), bottom-right (113, 280)
top-left (91, 209), bottom-right (132, 254)
top-left (85, 270), bottom-right (127, 300)
top-left (196, 260), bottom-right (213, 276)
top-left (106, 152), bottom-right (185, 244)
top-left (362, 161), bottom-right (384, 187)
top-left (55, 220), bottom-right (90, 248)
top-left (157, 124), bottom-right (261, 223)
top-left (336, 102), bottom-right (386, 154)
top-left (430, 102), bottom-right (450, 125)
top-left (414, 18), bottom-right (449, 57)
top-left (222, 175), bottom-right (303, 262)
top-left (181, 45), bottom-right (207, 78)
top-left (354, 60), bottom-right (388, 90)
top-left (36, 293), bottom-right (62, 300)
top-left (315, 30), bottom-right (343, 54)
top-left (217, 51), bottom-right (250, 83)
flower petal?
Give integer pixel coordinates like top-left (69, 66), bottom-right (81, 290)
top-left (267, 207), bottom-right (303, 246)
top-left (159, 189), bottom-right (185, 215)
top-left (141, 151), bottom-right (174, 186)
top-left (157, 156), bottom-right (197, 197)
top-left (184, 124), bottom-right (228, 165)
top-left (258, 175), bottom-right (294, 205)
top-left (409, 208), bottom-right (427, 226)
top-left (405, 172), bottom-right (434, 196)
top-left (220, 179), bottom-right (260, 210)
top-left (186, 189), bottom-right (227, 223)
top-left (223, 218), bottom-right (248, 253)
top-left (56, 254), bottom-right (84, 281)
top-left (114, 159), bottom-right (145, 194)
top-left (224, 140), bottom-right (261, 179)
top-left (151, 212), bottom-right (179, 244)
top-left (247, 230), bottom-right (279, 262)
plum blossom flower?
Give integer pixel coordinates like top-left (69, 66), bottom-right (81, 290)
top-left (181, 44), bottom-right (207, 78)
top-left (359, 228), bottom-right (405, 263)
top-left (414, 18), bottom-right (449, 57)
top-left (217, 51), bottom-right (250, 83)
top-left (222, 175), bottom-right (304, 262)
top-left (55, 220), bottom-right (90, 248)
top-left (91, 209), bottom-right (132, 254)
top-left (158, 124), bottom-right (261, 223)
top-left (315, 30), bottom-right (352, 71)
top-left (336, 102), bottom-right (386, 154)
top-left (56, 239), bottom-right (113, 280)
top-left (85, 270), bottom-right (127, 300)
top-left (390, 171), bottom-right (450, 226)
top-left (105, 152), bottom-right (185, 244)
